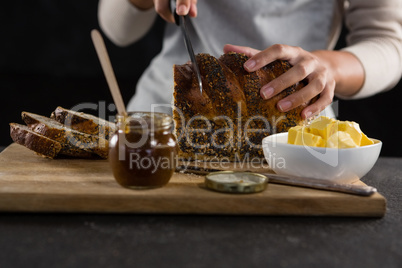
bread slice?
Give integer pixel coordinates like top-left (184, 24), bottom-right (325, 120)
top-left (10, 123), bottom-right (62, 159)
top-left (50, 106), bottom-right (116, 140)
top-left (21, 112), bottom-right (108, 159)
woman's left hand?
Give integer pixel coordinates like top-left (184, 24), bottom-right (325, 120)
top-left (223, 44), bottom-right (337, 119)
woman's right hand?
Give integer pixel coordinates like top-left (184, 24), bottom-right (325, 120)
top-left (154, 0), bottom-right (198, 23)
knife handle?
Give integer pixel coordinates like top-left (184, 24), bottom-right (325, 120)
top-left (170, 0), bottom-right (180, 25)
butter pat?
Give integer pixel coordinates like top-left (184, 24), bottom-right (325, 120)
top-left (337, 121), bottom-right (362, 146)
top-left (326, 131), bottom-right (359, 149)
top-left (361, 133), bottom-right (374, 146)
top-left (288, 126), bottom-right (303, 144)
top-left (309, 116), bottom-right (337, 140)
top-left (287, 116), bottom-right (374, 148)
top-left (294, 129), bottom-right (324, 147)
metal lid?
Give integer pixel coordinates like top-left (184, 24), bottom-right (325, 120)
top-left (205, 171), bottom-right (268, 194)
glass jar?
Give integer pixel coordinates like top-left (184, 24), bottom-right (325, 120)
top-left (108, 112), bottom-right (177, 189)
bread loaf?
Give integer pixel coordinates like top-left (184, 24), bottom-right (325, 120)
top-left (9, 123), bottom-right (62, 159)
top-left (173, 52), bottom-right (314, 161)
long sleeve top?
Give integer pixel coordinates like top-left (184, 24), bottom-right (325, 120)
top-left (98, 0), bottom-right (402, 113)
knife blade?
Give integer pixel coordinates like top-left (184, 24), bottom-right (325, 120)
top-left (170, 0), bottom-right (203, 94)
top-left (260, 172), bottom-right (377, 196)
top-left (175, 165), bottom-right (377, 196)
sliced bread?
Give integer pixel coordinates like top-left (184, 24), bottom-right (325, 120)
top-left (50, 106), bottom-right (116, 140)
top-left (22, 112), bottom-right (109, 159)
top-left (10, 123), bottom-right (62, 159)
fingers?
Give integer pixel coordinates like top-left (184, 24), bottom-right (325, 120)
top-left (260, 57), bottom-right (317, 99)
top-left (300, 80), bottom-right (335, 119)
top-left (247, 44), bottom-right (335, 118)
top-left (224, 43), bottom-right (335, 118)
top-left (276, 74), bottom-right (335, 119)
top-left (244, 44), bottom-right (294, 72)
top-left (188, 1), bottom-right (198, 17)
top-left (155, 0), bottom-right (197, 23)
top-left (154, 0), bottom-right (175, 22)
top-left (176, 0), bottom-right (198, 17)
top-left (176, 0), bottom-right (190, 15)
top-left (223, 44), bottom-right (261, 58)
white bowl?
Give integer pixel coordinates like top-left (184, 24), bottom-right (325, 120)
top-left (262, 133), bottom-right (382, 183)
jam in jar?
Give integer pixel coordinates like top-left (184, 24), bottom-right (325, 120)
top-left (109, 112), bottom-right (177, 189)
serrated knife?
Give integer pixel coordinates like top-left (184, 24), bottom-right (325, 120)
top-left (170, 0), bottom-right (203, 94)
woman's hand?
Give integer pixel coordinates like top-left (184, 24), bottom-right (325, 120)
top-left (223, 44), bottom-right (364, 119)
top-left (129, 0), bottom-right (198, 23)
top-left (154, 0), bottom-right (198, 23)
top-left (223, 44), bottom-right (335, 119)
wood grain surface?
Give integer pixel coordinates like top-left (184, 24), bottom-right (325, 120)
top-left (0, 143), bottom-right (386, 217)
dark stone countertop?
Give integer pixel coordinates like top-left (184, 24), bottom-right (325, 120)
top-left (0, 156), bottom-right (401, 268)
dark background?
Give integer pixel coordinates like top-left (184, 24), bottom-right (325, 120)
top-left (1, 1), bottom-right (401, 156)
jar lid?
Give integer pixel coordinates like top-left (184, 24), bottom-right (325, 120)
top-left (205, 171), bottom-right (268, 194)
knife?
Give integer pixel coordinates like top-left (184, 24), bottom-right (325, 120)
top-left (170, 0), bottom-right (203, 94)
top-left (260, 172), bottom-right (377, 196)
top-left (176, 165), bottom-right (378, 196)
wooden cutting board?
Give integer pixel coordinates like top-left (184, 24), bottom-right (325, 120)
top-left (0, 143), bottom-right (386, 217)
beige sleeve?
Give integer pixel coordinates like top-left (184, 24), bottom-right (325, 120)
top-left (98, 0), bottom-right (157, 47)
top-left (337, 0), bottom-right (402, 99)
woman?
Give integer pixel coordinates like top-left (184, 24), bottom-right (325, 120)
top-left (98, 0), bottom-right (402, 119)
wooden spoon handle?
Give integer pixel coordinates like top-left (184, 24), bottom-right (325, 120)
top-left (91, 29), bottom-right (127, 116)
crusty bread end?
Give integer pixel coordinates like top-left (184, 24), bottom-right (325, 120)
top-left (10, 123), bottom-right (62, 159)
